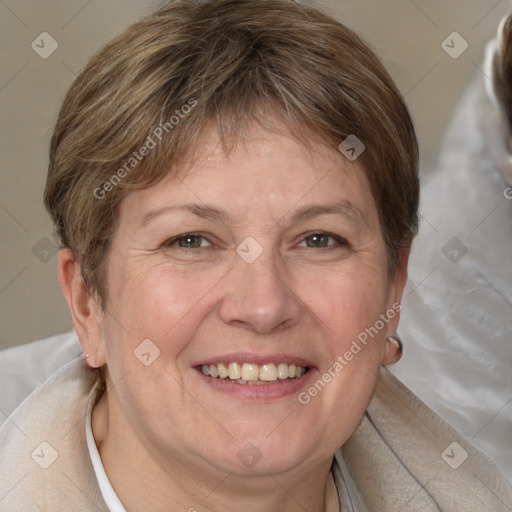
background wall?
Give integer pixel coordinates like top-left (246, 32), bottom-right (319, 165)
top-left (0, 0), bottom-right (510, 349)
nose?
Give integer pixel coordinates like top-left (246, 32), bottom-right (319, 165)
top-left (218, 248), bottom-right (302, 334)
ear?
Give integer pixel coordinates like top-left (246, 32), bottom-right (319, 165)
top-left (57, 249), bottom-right (106, 368)
top-left (381, 246), bottom-right (410, 364)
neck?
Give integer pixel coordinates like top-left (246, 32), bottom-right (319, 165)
top-left (92, 391), bottom-right (336, 512)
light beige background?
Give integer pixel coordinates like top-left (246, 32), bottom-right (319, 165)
top-left (1, 0), bottom-right (510, 349)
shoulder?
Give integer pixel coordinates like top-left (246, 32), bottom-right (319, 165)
top-left (336, 366), bottom-right (512, 511)
top-left (0, 332), bottom-right (82, 419)
top-left (0, 355), bottom-right (108, 511)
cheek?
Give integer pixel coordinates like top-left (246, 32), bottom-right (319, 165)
top-left (102, 261), bottom-right (224, 367)
top-left (301, 263), bottom-right (388, 419)
top-left (99, 264), bottom-right (207, 426)
top-left (307, 260), bottom-right (389, 340)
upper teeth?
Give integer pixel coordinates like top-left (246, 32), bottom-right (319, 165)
top-left (201, 362), bottom-right (306, 382)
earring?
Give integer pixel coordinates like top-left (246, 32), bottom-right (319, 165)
top-left (84, 353), bottom-right (90, 359)
top-left (386, 333), bottom-right (403, 363)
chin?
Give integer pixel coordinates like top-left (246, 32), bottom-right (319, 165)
top-left (211, 430), bottom-right (327, 477)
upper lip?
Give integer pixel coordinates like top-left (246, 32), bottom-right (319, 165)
top-left (193, 352), bottom-right (315, 368)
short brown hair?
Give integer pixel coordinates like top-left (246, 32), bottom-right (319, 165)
top-left (44, 0), bottom-right (419, 306)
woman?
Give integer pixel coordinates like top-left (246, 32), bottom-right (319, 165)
top-left (1, 0), bottom-right (511, 510)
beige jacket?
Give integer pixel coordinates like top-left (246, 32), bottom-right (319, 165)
top-left (1, 357), bottom-right (511, 511)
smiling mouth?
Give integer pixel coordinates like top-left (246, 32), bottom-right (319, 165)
top-left (197, 362), bottom-right (309, 385)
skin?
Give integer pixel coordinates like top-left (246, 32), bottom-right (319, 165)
top-left (58, 123), bottom-right (408, 512)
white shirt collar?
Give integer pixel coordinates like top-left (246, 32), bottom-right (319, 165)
top-left (85, 391), bottom-right (127, 512)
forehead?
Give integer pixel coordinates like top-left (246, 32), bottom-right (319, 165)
top-left (118, 123), bottom-right (378, 231)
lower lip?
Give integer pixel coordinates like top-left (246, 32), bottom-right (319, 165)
top-left (195, 368), bottom-right (317, 401)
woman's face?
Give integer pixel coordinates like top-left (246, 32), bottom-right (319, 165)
top-left (95, 124), bottom-right (406, 478)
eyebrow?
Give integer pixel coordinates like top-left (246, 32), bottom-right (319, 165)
top-left (138, 200), bottom-right (368, 229)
